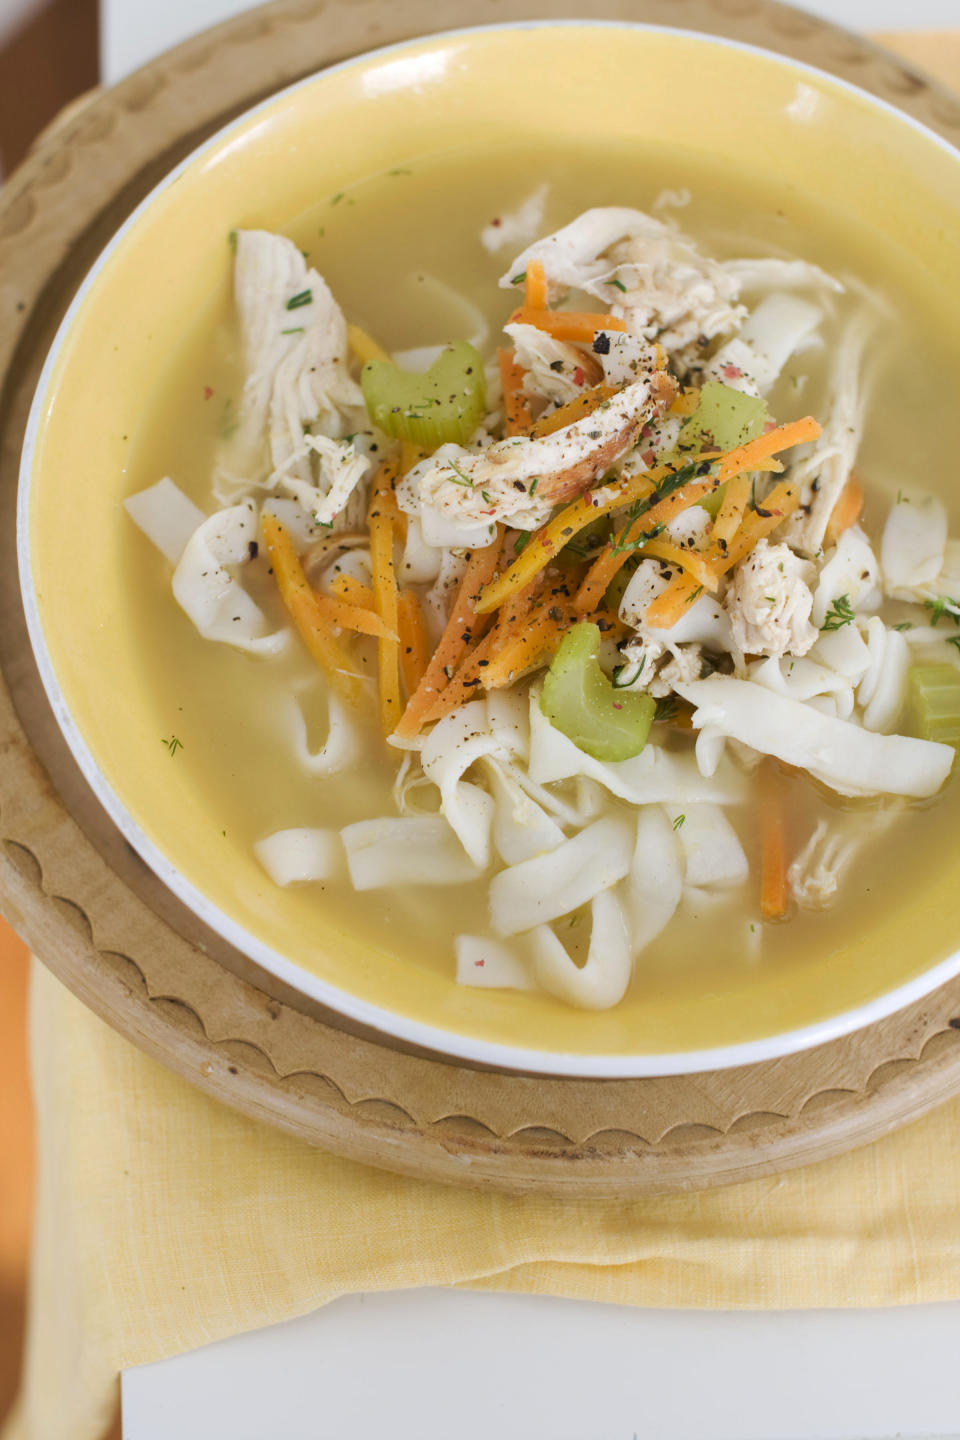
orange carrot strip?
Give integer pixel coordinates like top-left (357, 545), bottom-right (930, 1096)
top-left (394, 536), bottom-right (503, 738)
top-left (368, 456), bottom-right (406, 529)
top-left (509, 305), bottom-right (628, 344)
top-left (572, 478), bottom-right (722, 614)
top-left (498, 347), bottom-right (533, 436)
top-left (524, 259), bottom-right (549, 310)
top-left (331, 573), bottom-right (376, 610)
top-left (825, 476), bottom-right (865, 547)
top-left (400, 440), bottom-right (425, 475)
top-left (315, 594), bottom-right (398, 642)
top-left (716, 415), bottom-right (820, 483)
top-left (479, 611), bottom-right (567, 690)
top-left (419, 577), bottom-right (548, 724)
top-left (261, 513), bottom-right (366, 705)
top-left (643, 480), bottom-right (801, 628)
top-left (760, 762), bottom-right (789, 922)
top-left (712, 473), bottom-right (752, 545)
top-left (397, 589), bottom-right (429, 697)
top-left (528, 384), bottom-right (617, 439)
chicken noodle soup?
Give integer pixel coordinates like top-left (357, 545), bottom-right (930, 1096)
top-left (124, 147), bottom-right (960, 1012)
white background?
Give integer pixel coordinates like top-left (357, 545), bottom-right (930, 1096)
top-left (109, 0), bottom-right (960, 1436)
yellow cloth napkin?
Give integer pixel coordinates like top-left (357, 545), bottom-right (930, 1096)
top-left (8, 28), bottom-right (960, 1440)
top-left (9, 959), bottom-right (960, 1440)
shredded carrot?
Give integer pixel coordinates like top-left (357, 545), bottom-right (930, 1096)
top-left (397, 589), bottom-right (429, 697)
top-left (394, 536), bottom-right (503, 738)
top-left (824, 476), bottom-right (864, 547)
top-left (364, 461), bottom-right (402, 734)
top-left (524, 259), bottom-right (549, 310)
top-left (330, 573), bottom-right (376, 610)
top-left (572, 478), bottom-right (722, 614)
top-left (712, 473), bottom-right (752, 545)
top-left (315, 594), bottom-right (397, 642)
top-left (347, 323), bottom-right (389, 365)
top-left (760, 762), bottom-right (790, 922)
top-left (643, 480), bottom-right (801, 628)
top-left (476, 609), bottom-right (567, 690)
top-left (528, 384), bottom-right (617, 439)
top-left (669, 389), bottom-right (700, 418)
top-left (498, 348), bottom-right (533, 436)
top-left (400, 440), bottom-right (425, 475)
top-left (419, 628), bottom-right (499, 724)
top-left (637, 539), bottom-right (718, 592)
top-left (261, 513), bottom-right (366, 705)
top-left (716, 415), bottom-right (820, 483)
top-left (508, 305), bottom-right (628, 345)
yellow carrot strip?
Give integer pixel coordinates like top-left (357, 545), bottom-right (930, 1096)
top-left (712, 473), bottom-right (752, 545)
top-left (315, 594), bottom-right (398, 642)
top-left (508, 305), bottom-right (628, 344)
top-left (498, 347), bottom-right (533, 436)
top-left (669, 389), bottom-right (700, 418)
top-left (760, 762), bottom-right (789, 922)
top-left (420, 577), bottom-right (545, 723)
top-left (397, 589), bottom-right (429, 697)
top-left (528, 384), bottom-right (617, 439)
top-left (479, 611), bottom-right (567, 690)
top-left (348, 323), bottom-right (389, 364)
top-left (261, 513), bottom-right (366, 705)
top-left (400, 440), bottom-right (425, 475)
top-left (394, 536), bottom-right (503, 738)
top-left (643, 481), bottom-right (801, 629)
top-left (524, 259), bottom-right (549, 310)
top-left (637, 539), bottom-right (718, 592)
top-left (330, 573), bottom-right (376, 610)
top-left (368, 455), bottom-right (406, 530)
top-left (824, 476), bottom-right (865, 547)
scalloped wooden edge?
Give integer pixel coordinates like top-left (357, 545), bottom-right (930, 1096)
top-left (1, 0), bottom-right (960, 1197)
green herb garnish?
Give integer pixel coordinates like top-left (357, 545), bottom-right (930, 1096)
top-left (821, 594), bottom-right (856, 632)
top-left (924, 595), bottom-right (960, 627)
top-left (281, 326), bottom-right (305, 335)
top-left (609, 461), bottom-right (710, 555)
top-left (510, 272), bottom-right (526, 286)
top-left (606, 278), bottom-right (628, 293)
top-left (672, 814), bottom-right (686, 831)
top-left (286, 289), bottom-right (313, 311)
top-left (162, 735), bottom-right (183, 757)
top-left (514, 531), bottom-right (531, 555)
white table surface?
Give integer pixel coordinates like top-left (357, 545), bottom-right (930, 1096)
top-left (105, 1), bottom-right (960, 1436)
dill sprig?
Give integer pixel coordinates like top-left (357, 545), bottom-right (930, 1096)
top-left (609, 461), bottom-right (711, 556)
top-left (820, 594), bottom-right (856, 632)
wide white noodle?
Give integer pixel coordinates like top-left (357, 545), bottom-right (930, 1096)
top-left (172, 501), bottom-right (288, 656)
top-left (481, 759), bottom-right (565, 866)
top-left (289, 690), bottom-right (361, 777)
top-left (254, 828), bottom-right (345, 886)
top-left (722, 256), bottom-right (844, 295)
top-left (810, 623), bottom-right (872, 683)
top-left (665, 803), bottom-right (748, 891)
top-left (527, 688), bottom-right (747, 805)
top-left (811, 526), bottom-right (881, 627)
top-left (674, 674), bottom-right (953, 799)
top-left (124, 477), bottom-right (205, 565)
top-left (750, 654), bottom-right (855, 721)
top-left (705, 292), bottom-right (822, 396)
top-left (531, 888), bottom-right (632, 1010)
top-left (421, 702), bottom-right (500, 869)
top-left (455, 935), bottom-right (536, 990)
top-left (341, 816), bottom-right (482, 890)
top-left (857, 617), bottom-right (910, 734)
top-left (881, 489), bottom-right (948, 595)
top-left (625, 806), bottom-right (683, 955)
top-left (489, 815), bottom-right (634, 937)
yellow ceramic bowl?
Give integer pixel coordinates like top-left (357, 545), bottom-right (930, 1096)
top-left (19, 23), bottom-right (960, 1075)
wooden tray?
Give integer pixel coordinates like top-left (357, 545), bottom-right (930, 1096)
top-left (2, 0), bottom-right (960, 1198)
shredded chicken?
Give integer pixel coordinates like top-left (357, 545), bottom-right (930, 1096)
top-left (725, 539), bottom-right (818, 659)
top-left (399, 374), bottom-right (674, 531)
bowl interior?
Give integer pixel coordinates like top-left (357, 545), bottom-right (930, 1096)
top-left (21, 22), bottom-right (960, 1074)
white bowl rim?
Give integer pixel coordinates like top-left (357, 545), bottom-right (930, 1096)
top-left (18, 17), bottom-right (960, 1078)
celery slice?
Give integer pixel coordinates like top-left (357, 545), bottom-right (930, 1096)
top-left (677, 380), bottom-right (769, 456)
top-left (906, 664), bottom-right (960, 747)
top-left (361, 341), bottom-right (486, 448)
top-left (540, 622), bottom-right (655, 762)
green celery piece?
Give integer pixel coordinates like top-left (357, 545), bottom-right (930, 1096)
top-left (361, 341), bottom-right (486, 448)
top-left (540, 622), bottom-right (655, 762)
top-left (677, 380), bottom-right (769, 455)
top-left (906, 664), bottom-right (960, 747)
